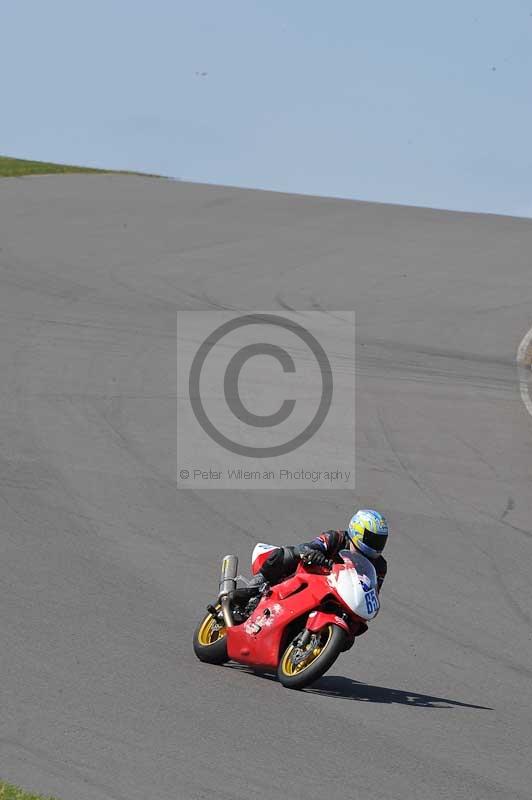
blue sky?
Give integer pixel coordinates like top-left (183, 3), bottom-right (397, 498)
top-left (3, 1), bottom-right (532, 215)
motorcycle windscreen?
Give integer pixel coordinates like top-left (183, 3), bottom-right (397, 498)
top-left (339, 550), bottom-right (378, 590)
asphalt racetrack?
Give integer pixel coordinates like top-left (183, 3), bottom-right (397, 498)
top-left (1, 175), bottom-right (532, 800)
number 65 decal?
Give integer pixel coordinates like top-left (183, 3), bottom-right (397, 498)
top-left (365, 588), bottom-right (379, 614)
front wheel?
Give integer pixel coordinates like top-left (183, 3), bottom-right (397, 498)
top-left (277, 624), bottom-right (346, 690)
top-left (193, 606), bottom-right (228, 664)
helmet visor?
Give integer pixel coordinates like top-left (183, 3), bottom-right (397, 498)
top-left (361, 527), bottom-right (387, 554)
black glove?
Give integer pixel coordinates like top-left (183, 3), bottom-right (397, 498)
top-left (302, 550), bottom-right (330, 568)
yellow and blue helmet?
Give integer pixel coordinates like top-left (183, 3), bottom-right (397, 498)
top-left (348, 509), bottom-right (389, 558)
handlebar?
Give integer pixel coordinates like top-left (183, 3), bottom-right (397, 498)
top-left (301, 555), bottom-right (333, 570)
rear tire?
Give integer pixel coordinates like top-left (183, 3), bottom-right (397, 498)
top-left (193, 606), bottom-right (228, 664)
top-left (277, 624), bottom-right (346, 690)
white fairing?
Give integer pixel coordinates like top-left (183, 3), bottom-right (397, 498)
top-left (328, 550), bottom-right (380, 621)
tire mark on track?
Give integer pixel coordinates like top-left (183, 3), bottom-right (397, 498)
top-left (402, 415), bottom-right (532, 627)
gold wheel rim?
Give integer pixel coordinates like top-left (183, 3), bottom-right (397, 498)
top-left (198, 608), bottom-right (226, 646)
top-left (280, 625), bottom-right (333, 676)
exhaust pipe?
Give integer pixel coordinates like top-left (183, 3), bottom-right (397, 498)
top-left (218, 554), bottom-right (238, 628)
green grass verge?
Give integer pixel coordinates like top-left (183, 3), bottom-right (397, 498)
top-left (0, 155), bottom-right (160, 179)
top-left (0, 779), bottom-right (58, 800)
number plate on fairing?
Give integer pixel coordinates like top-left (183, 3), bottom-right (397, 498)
top-left (364, 589), bottom-right (379, 615)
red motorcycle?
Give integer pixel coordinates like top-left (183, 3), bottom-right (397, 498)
top-left (193, 544), bottom-right (381, 689)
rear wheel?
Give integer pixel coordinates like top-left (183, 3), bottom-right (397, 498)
top-left (193, 606), bottom-right (228, 664)
top-left (277, 624), bottom-right (346, 690)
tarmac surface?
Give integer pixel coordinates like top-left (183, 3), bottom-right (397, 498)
top-left (1, 174), bottom-right (532, 800)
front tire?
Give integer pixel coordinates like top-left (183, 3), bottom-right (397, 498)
top-left (277, 624), bottom-right (346, 690)
top-left (193, 606), bottom-right (228, 664)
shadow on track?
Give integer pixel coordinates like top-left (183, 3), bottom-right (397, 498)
top-left (306, 676), bottom-right (492, 709)
top-left (225, 665), bottom-right (491, 709)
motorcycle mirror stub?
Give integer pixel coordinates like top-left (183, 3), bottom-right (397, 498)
top-left (251, 543), bottom-right (277, 575)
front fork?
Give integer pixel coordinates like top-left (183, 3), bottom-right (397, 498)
top-left (297, 628), bottom-right (312, 648)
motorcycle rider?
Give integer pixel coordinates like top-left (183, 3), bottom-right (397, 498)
top-left (250, 508), bottom-right (389, 592)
